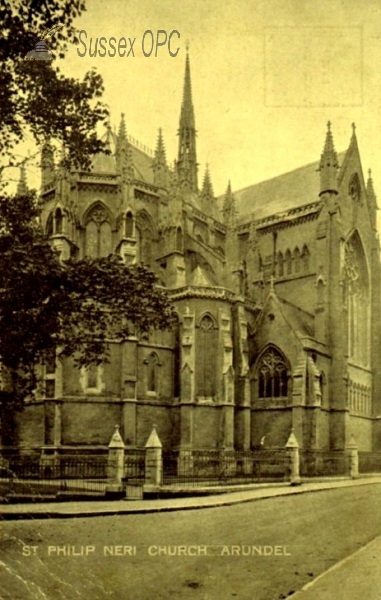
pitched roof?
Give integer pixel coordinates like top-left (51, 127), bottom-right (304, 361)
top-left (277, 296), bottom-right (314, 338)
top-left (219, 151), bottom-right (346, 222)
top-left (92, 151), bottom-right (116, 174)
top-left (190, 265), bottom-right (215, 286)
top-left (130, 145), bottom-right (154, 184)
top-left (91, 129), bottom-right (155, 183)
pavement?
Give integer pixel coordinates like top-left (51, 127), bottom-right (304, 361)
top-left (2, 475), bottom-right (381, 599)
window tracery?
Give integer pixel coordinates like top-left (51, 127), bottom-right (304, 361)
top-left (196, 315), bottom-right (217, 398)
top-left (285, 250), bottom-right (292, 275)
top-left (342, 233), bottom-right (369, 365)
top-left (349, 173), bottom-right (361, 204)
top-left (85, 204), bottom-right (112, 258)
top-left (257, 347), bottom-right (288, 399)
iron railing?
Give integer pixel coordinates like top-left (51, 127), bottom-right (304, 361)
top-left (0, 458), bottom-right (113, 499)
top-left (299, 450), bottom-right (350, 477)
top-left (358, 451), bottom-right (381, 473)
top-left (124, 449), bottom-right (145, 484)
top-left (162, 449), bottom-right (289, 487)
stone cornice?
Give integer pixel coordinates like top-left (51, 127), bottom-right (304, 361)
top-left (168, 286), bottom-right (261, 314)
top-left (78, 173), bottom-right (117, 184)
top-left (134, 182), bottom-right (161, 196)
top-left (168, 285), bottom-right (236, 302)
top-left (237, 201), bottom-right (322, 234)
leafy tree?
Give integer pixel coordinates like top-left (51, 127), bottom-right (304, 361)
top-left (0, 192), bottom-right (174, 442)
top-left (0, 2), bottom-right (174, 443)
top-left (0, 0), bottom-right (108, 174)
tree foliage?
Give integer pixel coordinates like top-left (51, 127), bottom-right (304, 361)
top-left (0, 192), bottom-right (174, 415)
top-left (0, 1), bottom-right (175, 445)
top-left (0, 0), bottom-right (108, 172)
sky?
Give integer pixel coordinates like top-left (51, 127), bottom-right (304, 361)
top-left (9, 0), bottom-right (381, 200)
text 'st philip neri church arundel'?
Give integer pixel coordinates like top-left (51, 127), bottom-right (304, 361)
top-left (20, 52), bottom-right (381, 455)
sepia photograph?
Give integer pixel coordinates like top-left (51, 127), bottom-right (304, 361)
top-left (1, 0), bottom-right (381, 598)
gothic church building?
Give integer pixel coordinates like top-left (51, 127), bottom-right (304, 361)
top-left (19, 53), bottom-right (381, 453)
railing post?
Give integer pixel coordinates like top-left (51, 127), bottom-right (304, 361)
top-left (107, 425), bottom-right (125, 494)
top-left (143, 425), bottom-right (162, 498)
top-left (346, 434), bottom-right (359, 479)
top-left (286, 429), bottom-right (301, 485)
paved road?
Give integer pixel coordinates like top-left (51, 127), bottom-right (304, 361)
top-left (1, 484), bottom-right (381, 600)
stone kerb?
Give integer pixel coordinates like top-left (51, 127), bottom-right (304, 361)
top-left (285, 429), bottom-right (301, 485)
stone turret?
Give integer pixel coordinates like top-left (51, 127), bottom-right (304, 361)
top-left (41, 139), bottom-right (55, 188)
top-left (17, 162), bottom-right (28, 195)
top-left (319, 121), bottom-right (339, 197)
top-left (152, 128), bottom-right (168, 188)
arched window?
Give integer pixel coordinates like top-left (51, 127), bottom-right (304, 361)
top-left (99, 221), bottom-right (112, 256)
top-left (257, 346), bottom-right (288, 399)
top-left (302, 245), bottom-right (309, 272)
top-left (294, 247), bottom-right (301, 273)
top-left (343, 232), bottom-right (369, 365)
top-left (86, 220), bottom-right (98, 257)
top-left (172, 316), bottom-right (181, 397)
top-left (196, 315), bottom-right (217, 398)
top-left (85, 204), bottom-right (113, 258)
top-left (145, 353), bottom-right (160, 393)
top-left (285, 250), bottom-right (292, 275)
top-left (125, 211), bottom-right (134, 237)
top-left (55, 208), bottom-right (63, 234)
top-left (278, 251), bottom-right (284, 277)
top-left (135, 211), bottom-right (154, 265)
top-left (349, 173), bottom-right (361, 204)
top-left (46, 213), bottom-right (53, 237)
top-left (87, 365), bottom-right (98, 389)
top-left (317, 277), bottom-right (325, 306)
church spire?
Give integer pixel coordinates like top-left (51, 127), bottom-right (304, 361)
top-left (152, 128), bottom-right (168, 188)
top-left (176, 48), bottom-right (198, 192)
top-left (319, 121), bottom-right (338, 196)
top-left (17, 162), bottom-right (28, 195)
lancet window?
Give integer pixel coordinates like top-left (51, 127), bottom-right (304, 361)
top-left (342, 232), bottom-right (369, 365)
top-left (196, 315), bottom-right (217, 398)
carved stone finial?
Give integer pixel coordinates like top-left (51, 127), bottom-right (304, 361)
top-left (145, 424), bottom-right (162, 448)
top-left (108, 424), bottom-right (124, 449)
